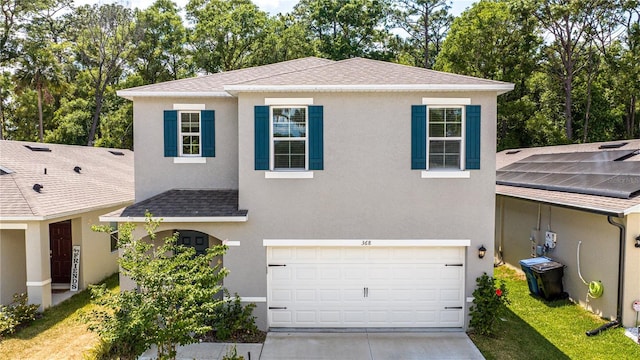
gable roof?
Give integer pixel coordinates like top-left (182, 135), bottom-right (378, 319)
top-left (0, 140), bottom-right (134, 221)
top-left (496, 140), bottom-right (640, 217)
top-left (118, 57), bottom-right (513, 99)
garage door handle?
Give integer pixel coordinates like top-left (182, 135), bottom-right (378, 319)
top-left (268, 264), bottom-right (287, 267)
top-left (445, 306), bottom-right (463, 309)
top-left (269, 306), bottom-right (287, 310)
top-left (445, 264), bottom-right (463, 267)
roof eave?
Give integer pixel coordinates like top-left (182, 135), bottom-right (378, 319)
top-left (116, 90), bottom-right (234, 100)
top-left (496, 191), bottom-right (625, 218)
top-left (0, 200), bottom-right (134, 222)
top-left (224, 84), bottom-right (515, 95)
top-left (99, 215), bottom-right (248, 223)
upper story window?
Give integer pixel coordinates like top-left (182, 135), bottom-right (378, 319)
top-left (163, 108), bottom-right (215, 160)
top-left (428, 107), bottom-right (463, 170)
top-left (180, 111), bottom-right (201, 156)
top-left (254, 103), bottom-right (323, 175)
top-left (411, 102), bottom-right (481, 175)
top-left (272, 107), bottom-right (307, 170)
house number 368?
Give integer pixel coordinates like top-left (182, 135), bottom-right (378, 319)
top-left (361, 240), bottom-right (372, 246)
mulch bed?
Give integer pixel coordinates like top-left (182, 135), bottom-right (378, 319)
top-left (199, 330), bottom-right (267, 344)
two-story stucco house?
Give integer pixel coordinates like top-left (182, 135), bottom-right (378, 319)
top-left (103, 57), bottom-right (513, 330)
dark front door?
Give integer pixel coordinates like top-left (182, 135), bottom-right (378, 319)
top-left (50, 220), bottom-right (72, 283)
top-left (177, 230), bottom-right (209, 256)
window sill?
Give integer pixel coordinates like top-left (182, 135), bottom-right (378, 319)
top-left (265, 171), bottom-right (314, 179)
top-left (421, 170), bottom-right (470, 179)
top-left (173, 157), bottom-right (206, 164)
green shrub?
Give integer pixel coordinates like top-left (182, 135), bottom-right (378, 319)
top-left (0, 293), bottom-right (39, 337)
top-left (210, 291), bottom-right (259, 341)
top-left (469, 272), bottom-right (510, 336)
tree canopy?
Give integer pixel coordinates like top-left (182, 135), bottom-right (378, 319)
top-left (0, 0), bottom-right (638, 150)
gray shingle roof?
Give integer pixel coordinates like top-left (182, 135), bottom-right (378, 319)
top-left (120, 189), bottom-right (247, 218)
top-left (117, 57), bottom-right (334, 98)
top-left (496, 140), bottom-right (640, 216)
top-left (0, 140), bottom-right (134, 219)
top-left (118, 57), bottom-right (513, 98)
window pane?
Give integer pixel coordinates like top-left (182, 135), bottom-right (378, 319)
top-left (429, 140), bottom-right (444, 153)
top-left (429, 108), bottom-right (445, 123)
top-left (429, 123), bottom-right (445, 137)
top-left (429, 140), bottom-right (461, 169)
top-left (446, 108), bottom-right (462, 122)
top-left (274, 140), bottom-right (306, 169)
top-left (273, 107), bottom-right (306, 138)
top-left (446, 123), bottom-right (461, 137)
top-left (181, 113), bottom-right (200, 133)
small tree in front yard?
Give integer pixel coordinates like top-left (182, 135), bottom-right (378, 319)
top-left (86, 214), bottom-right (228, 360)
top-left (469, 272), bottom-right (510, 337)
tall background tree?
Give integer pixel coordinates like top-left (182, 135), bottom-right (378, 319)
top-left (392, 0), bottom-right (453, 68)
top-left (188, 0), bottom-right (269, 72)
top-left (69, 4), bottom-right (137, 145)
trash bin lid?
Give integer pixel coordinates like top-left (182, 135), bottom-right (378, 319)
top-left (519, 257), bottom-right (551, 267)
top-left (531, 261), bottom-right (563, 272)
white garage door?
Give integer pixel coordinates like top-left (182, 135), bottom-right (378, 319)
top-left (267, 246), bottom-right (465, 328)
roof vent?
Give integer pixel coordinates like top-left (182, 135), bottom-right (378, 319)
top-left (0, 166), bottom-right (14, 175)
top-left (108, 150), bottom-right (125, 156)
top-left (33, 184), bottom-right (43, 193)
top-left (24, 145), bottom-right (51, 152)
top-left (506, 150), bottom-right (521, 155)
top-left (74, 166), bottom-right (82, 173)
top-left (599, 142), bottom-right (628, 149)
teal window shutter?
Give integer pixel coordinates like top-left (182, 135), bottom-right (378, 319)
top-left (254, 105), bottom-right (270, 170)
top-left (465, 105), bottom-right (481, 170)
top-left (308, 105), bottom-right (324, 170)
top-left (411, 105), bottom-right (427, 169)
top-left (164, 110), bottom-right (178, 157)
top-left (201, 110), bottom-right (215, 157)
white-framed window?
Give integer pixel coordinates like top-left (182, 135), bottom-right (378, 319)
top-left (271, 106), bottom-right (308, 170)
top-left (428, 106), bottom-right (465, 170)
top-left (109, 222), bottom-right (118, 252)
top-left (179, 111), bottom-right (201, 156)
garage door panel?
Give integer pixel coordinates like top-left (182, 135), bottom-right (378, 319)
top-left (268, 246), bottom-right (465, 328)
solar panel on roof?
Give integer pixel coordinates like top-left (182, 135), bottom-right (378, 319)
top-left (497, 150), bottom-right (640, 199)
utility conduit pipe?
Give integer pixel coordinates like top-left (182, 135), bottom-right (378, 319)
top-left (586, 216), bottom-right (626, 336)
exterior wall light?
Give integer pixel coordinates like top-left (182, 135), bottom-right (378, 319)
top-left (635, 235), bottom-right (640, 248)
top-left (478, 245), bottom-right (487, 259)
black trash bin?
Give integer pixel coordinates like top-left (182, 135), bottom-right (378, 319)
top-left (530, 261), bottom-right (564, 300)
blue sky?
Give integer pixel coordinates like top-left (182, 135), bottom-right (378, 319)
top-left (74, 0), bottom-right (475, 16)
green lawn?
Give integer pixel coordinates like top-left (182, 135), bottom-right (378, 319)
top-left (471, 266), bottom-right (640, 359)
top-left (0, 273), bottom-right (118, 360)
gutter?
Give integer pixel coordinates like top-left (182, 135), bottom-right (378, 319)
top-left (586, 216), bottom-right (626, 336)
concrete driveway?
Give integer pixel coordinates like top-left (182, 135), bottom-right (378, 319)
top-left (140, 331), bottom-right (485, 360)
top-left (260, 331), bottom-right (485, 360)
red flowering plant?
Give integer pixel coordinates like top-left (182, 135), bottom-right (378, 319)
top-left (469, 273), bottom-right (510, 336)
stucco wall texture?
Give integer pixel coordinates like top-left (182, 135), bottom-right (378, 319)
top-left (130, 91), bottom-right (500, 329)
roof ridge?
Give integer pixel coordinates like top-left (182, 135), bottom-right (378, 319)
top-left (9, 171), bottom-right (38, 217)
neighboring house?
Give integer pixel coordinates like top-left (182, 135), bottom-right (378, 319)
top-left (0, 140), bottom-right (133, 309)
top-left (495, 140), bottom-right (640, 328)
top-left (104, 57), bottom-right (513, 330)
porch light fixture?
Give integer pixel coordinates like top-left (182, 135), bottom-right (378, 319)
top-left (478, 245), bottom-right (487, 259)
top-left (635, 235), bottom-right (640, 248)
